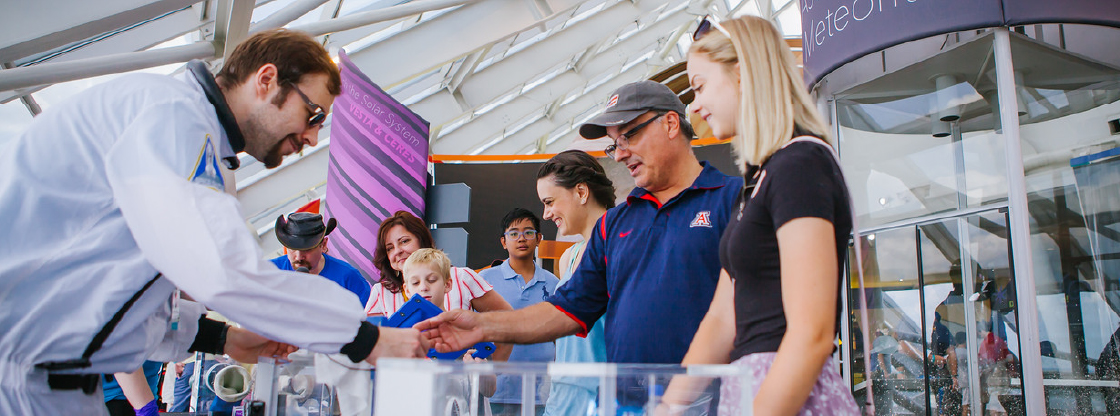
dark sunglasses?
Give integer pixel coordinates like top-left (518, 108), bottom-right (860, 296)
top-left (692, 16), bottom-right (729, 41)
top-left (289, 85), bottom-right (327, 128)
top-left (605, 112), bottom-right (665, 159)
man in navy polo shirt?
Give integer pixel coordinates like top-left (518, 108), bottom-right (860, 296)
top-left (418, 80), bottom-right (741, 382)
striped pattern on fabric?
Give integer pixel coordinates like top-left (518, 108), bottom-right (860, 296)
top-left (365, 267), bottom-right (493, 317)
top-left (324, 49), bottom-right (430, 285)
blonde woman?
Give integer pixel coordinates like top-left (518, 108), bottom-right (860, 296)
top-left (660, 16), bottom-right (859, 415)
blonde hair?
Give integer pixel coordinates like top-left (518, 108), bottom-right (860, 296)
top-left (689, 16), bottom-right (831, 171)
top-left (402, 248), bottom-right (451, 284)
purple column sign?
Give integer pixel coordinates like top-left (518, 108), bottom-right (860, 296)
top-left (325, 49), bottom-right (429, 286)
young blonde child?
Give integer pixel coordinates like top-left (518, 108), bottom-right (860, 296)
top-left (400, 248), bottom-right (453, 311)
top-left (402, 248), bottom-right (497, 405)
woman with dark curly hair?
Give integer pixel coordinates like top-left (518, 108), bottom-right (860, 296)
top-left (364, 211), bottom-right (512, 319)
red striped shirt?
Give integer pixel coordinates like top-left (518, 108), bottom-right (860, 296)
top-left (365, 266), bottom-right (493, 317)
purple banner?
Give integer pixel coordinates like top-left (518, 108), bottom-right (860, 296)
top-left (800, 0), bottom-right (1002, 88)
top-left (1003, 0), bottom-right (1120, 28)
top-left (325, 49), bottom-right (429, 284)
top-left (800, 0), bottom-right (1120, 87)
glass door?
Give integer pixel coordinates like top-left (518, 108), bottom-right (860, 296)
top-left (850, 226), bottom-right (928, 415)
top-left (851, 209), bottom-right (1025, 416)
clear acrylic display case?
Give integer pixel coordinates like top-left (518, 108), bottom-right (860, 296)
top-left (248, 352), bottom-right (338, 416)
top-left (250, 356), bottom-right (754, 416)
top-left (373, 358), bottom-right (752, 416)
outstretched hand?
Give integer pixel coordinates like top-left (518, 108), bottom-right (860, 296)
top-left (414, 309), bottom-right (485, 353)
top-left (364, 326), bottom-right (429, 365)
top-left (224, 326), bottom-right (298, 363)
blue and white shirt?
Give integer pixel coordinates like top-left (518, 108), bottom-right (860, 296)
top-left (0, 71), bottom-right (368, 393)
top-left (480, 260), bottom-right (558, 404)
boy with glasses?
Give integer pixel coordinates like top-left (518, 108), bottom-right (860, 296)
top-left (479, 208), bottom-right (559, 416)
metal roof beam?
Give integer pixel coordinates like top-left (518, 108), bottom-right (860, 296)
top-left (435, 22), bottom-right (683, 155)
top-left (0, 3), bottom-right (209, 103)
top-left (344, 0), bottom-right (585, 89)
top-left (290, 0), bottom-right (473, 37)
top-left (0, 42), bottom-right (215, 92)
top-left (214, 0), bottom-right (256, 60)
top-left (445, 46), bottom-right (490, 93)
top-left (0, 0), bottom-right (463, 93)
top-left (250, 0), bottom-right (333, 33)
top-left (726, 0), bottom-right (749, 16)
top-left (453, 1), bottom-right (648, 107)
top-left (413, 0), bottom-right (688, 131)
top-left (11, 2), bottom-right (209, 68)
top-left (493, 64), bottom-right (648, 155)
top-left (0, 0), bottom-right (199, 63)
top-left (318, 0), bottom-right (405, 49)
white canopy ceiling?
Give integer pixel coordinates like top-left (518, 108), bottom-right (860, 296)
top-left (0, 0), bottom-right (803, 247)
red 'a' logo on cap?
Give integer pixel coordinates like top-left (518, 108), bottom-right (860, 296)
top-left (606, 94), bottom-right (619, 108)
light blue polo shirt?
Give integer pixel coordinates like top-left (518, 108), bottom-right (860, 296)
top-left (479, 260), bottom-right (559, 404)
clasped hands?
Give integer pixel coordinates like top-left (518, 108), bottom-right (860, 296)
top-left (226, 309), bottom-right (487, 364)
top-left (224, 326), bottom-right (431, 364)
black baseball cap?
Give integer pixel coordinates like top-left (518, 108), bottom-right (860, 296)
top-left (578, 80), bottom-right (687, 139)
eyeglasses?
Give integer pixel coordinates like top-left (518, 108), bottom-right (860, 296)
top-left (503, 229), bottom-right (538, 240)
top-left (605, 112), bottom-right (665, 159)
top-left (289, 84), bottom-right (327, 128)
top-left (692, 16), bottom-right (730, 41)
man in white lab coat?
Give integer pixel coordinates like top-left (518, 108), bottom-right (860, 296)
top-left (0, 28), bottom-right (426, 414)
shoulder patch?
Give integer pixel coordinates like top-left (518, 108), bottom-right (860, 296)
top-left (189, 135), bottom-right (225, 191)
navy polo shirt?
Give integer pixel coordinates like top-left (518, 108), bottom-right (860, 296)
top-left (546, 161), bottom-right (743, 364)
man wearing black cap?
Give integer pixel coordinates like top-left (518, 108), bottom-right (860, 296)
top-left (273, 212), bottom-right (371, 306)
top-left (419, 81), bottom-right (742, 374)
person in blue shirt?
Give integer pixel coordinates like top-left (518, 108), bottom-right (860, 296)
top-left (418, 81), bottom-right (742, 408)
top-left (479, 208), bottom-right (559, 416)
top-left (103, 361), bottom-right (164, 416)
top-left (271, 212), bottom-right (371, 305)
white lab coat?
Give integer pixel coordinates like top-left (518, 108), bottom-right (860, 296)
top-left (0, 71), bottom-right (367, 414)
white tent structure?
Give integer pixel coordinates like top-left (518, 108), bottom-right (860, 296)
top-left (0, 0), bottom-right (802, 250)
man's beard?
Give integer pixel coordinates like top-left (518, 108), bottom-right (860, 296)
top-left (261, 135), bottom-right (294, 168)
top-left (242, 105), bottom-right (298, 169)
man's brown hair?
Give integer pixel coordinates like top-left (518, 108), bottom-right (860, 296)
top-left (217, 28), bottom-right (341, 96)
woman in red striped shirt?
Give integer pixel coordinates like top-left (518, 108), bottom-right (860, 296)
top-left (365, 211), bottom-right (513, 319)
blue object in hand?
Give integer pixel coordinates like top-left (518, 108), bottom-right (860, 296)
top-left (382, 294), bottom-right (496, 360)
top-left (134, 399), bottom-right (159, 416)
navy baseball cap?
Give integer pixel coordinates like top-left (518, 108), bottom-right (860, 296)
top-left (578, 80), bottom-right (687, 139)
